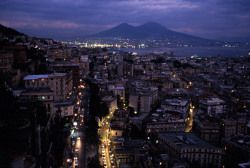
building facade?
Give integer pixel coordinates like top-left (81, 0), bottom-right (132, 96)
top-left (0, 51), bottom-right (13, 73)
top-left (24, 73), bottom-right (72, 102)
top-left (158, 132), bottom-right (224, 168)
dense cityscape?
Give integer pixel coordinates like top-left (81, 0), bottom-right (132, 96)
top-left (0, 24), bottom-right (250, 168)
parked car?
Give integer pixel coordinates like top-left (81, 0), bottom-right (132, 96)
top-left (75, 160), bottom-right (78, 166)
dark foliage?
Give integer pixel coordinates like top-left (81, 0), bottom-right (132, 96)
top-left (87, 154), bottom-right (102, 168)
top-left (85, 79), bottom-right (109, 118)
top-left (0, 24), bottom-right (25, 36)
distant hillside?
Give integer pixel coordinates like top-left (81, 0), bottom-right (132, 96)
top-left (0, 24), bottom-right (25, 36)
top-left (87, 22), bottom-right (209, 42)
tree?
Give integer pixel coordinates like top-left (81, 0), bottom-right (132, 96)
top-left (87, 155), bottom-right (102, 168)
top-left (130, 124), bottom-right (145, 139)
top-left (85, 118), bottom-right (99, 146)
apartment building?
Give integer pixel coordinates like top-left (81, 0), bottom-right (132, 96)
top-left (193, 119), bottom-right (221, 146)
top-left (158, 132), bottom-right (224, 168)
top-left (22, 73), bottom-right (73, 118)
top-left (161, 99), bottom-right (189, 119)
top-left (0, 51), bottom-right (13, 73)
top-left (200, 98), bottom-right (226, 115)
top-left (102, 95), bottom-right (117, 114)
top-left (146, 119), bottom-right (185, 136)
top-left (23, 72), bottom-right (72, 102)
top-left (20, 88), bottom-right (54, 117)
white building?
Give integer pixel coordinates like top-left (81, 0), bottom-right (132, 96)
top-left (161, 99), bottom-right (189, 118)
top-left (200, 98), bottom-right (226, 115)
top-left (23, 72), bottom-right (72, 102)
top-left (108, 84), bottom-right (125, 101)
top-left (23, 72), bottom-right (74, 118)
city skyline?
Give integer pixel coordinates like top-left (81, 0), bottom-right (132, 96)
top-left (0, 0), bottom-right (250, 42)
top-left (1, 19), bottom-right (250, 168)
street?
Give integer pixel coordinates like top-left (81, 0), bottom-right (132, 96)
top-left (98, 112), bottom-right (116, 168)
top-left (68, 85), bottom-right (89, 168)
top-left (185, 104), bottom-right (195, 132)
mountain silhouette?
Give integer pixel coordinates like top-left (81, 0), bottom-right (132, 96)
top-left (87, 22), bottom-right (207, 42)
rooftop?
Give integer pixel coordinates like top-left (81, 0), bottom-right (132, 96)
top-left (24, 73), bottom-right (67, 80)
top-left (159, 132), bottom-right (218, 148)
top-left (162, 99), bottom-right (188, 107)
top-left (23, 74), bottom-right (49, 80)
top-left (204, 98), bottom-right (225, 105)
top-left (109, 86), bottom-right (125, 90)
top-left (54, 101), bottom-right (74, 106)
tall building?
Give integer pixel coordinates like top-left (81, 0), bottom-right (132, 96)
top-left (158, 132), bottom-right (224, 168)
top-left (140, 93), bottom-right (152, 113)
top-left (80, 55), bottom-right (90, 73)
top-left (3, 46), bottom-right (26, 66)
top-left (49, 48), bottom-right (71, 59)
top-left (124, 62), bottom-right (133, 77)
top-left (221, 118), bottom-right (248, 138)
top-left (117, 63), bottom-right (123, 77)
top-left (128, 83), bottom-right (158, 114)
top-left (222, 135), bottom-right (250, 168)
top-left (161, 99), bottom-right (189, 119)
top-left (102, 95), bottom-right (117, 114)
top-left (108, 84), bottom-right (125, 101)
top-left (20, 88), bottom-right (54, 117)
top-left (50, 62), bottom-right (80, 89)
top-left (146, 119), bottom-right (185, 137)
top-left (193, 119), bottom-right (221, 146)
top-left (0, 51), bottom-right (13, 73)
top-left (22, 72), bottom-right (73, 118)
top-left (221, 119), bottom-right (237, 138)
top-left (129, 94), bottom-right (138, 112)
top-left (200, 98), bottom-right (226, 115)
top-left (23, 73), bottom-right (72, 102)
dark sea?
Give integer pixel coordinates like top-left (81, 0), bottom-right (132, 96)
top-left (117, 47), bottom-right (250, 58)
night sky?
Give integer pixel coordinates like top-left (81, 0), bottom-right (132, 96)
top-left (0, 0), bottom-right (250, 41)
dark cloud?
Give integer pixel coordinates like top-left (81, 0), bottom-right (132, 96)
top-left (0, 0), bottom-right (249, 41)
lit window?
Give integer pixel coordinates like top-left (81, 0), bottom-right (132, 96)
top-left (41, 78), bottom-right (45, 81)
